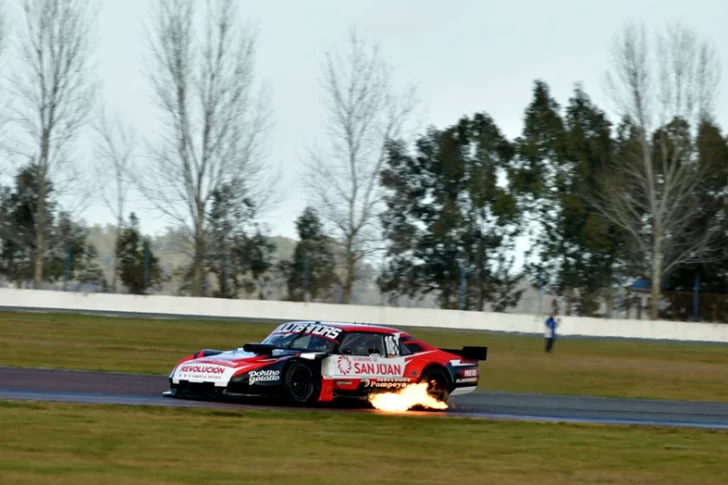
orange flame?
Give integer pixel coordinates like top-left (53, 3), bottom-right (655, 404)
top-left (367, 382), bottom-right (449, 412)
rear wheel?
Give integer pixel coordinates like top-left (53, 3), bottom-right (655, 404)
top-left (284, 361), bottom-right (320, 406)
top-left (420, 367), bottom-right (450, 403)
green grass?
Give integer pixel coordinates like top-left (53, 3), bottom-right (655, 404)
top-left (0, 400), bottom-right (726, 485)
top-left (2, 311), bottom-right (728, 401)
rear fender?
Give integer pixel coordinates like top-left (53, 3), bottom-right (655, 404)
top-left (446, 359), bottom-right (480, 390)
top-left (420, 363), bottom-right (454, 390)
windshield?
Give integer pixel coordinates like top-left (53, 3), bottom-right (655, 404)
top-left (261, 322), bottom-right (342, 352)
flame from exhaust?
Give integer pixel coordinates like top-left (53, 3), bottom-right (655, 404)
top-left (367, 382), bottom-right (449, 412)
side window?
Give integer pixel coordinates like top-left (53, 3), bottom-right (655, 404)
top-left (289, 334), bottom-right (311, 349)
top-left (306, 335), bottom-right (336, 351)
top-left (398, 336), bottom-right (421, 355)
top-left (338, 332), bottom-right (385, 356)
top-left (403, 341), bottom-right (424, 354)
top-left (288, 334), bottom-right (335, 352)
top-left (399, 339), bottom-right (412, 355)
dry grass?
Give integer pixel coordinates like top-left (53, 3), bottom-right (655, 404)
top-left (1, 311), bottom-right (727, 401)
top-left (0, 400), bottom-right (726, 485)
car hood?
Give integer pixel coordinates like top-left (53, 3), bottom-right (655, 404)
top-left (190, 349), bottom-right (261, 365)
top-left (171, 348), bottom-right (300, 384)
top-left (180, 347), bottom-right (303, 369)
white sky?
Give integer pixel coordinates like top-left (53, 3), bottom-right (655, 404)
top-left (62, 0), bottom-right (728, 245)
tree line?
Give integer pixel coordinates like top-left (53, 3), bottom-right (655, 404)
top-left (0, 0), bottom-right (724, 321)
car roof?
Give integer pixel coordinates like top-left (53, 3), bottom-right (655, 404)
top-left (277, 320), bottom-right (412, 337)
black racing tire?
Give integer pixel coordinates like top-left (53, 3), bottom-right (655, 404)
top-left (419, 367), bottom-right (451, 403)
top-left (283, 361), bottom-right (321, 406)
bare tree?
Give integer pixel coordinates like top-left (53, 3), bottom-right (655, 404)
top-left (595, 22), bottom-right (721, 319)
top-left (0, 0), bottom-right (16, 260)
top-left (0, 0), bottom-right (10, 159)
top-left (92, 106), bottom-right (136, 292)
top-left (137, 0), bottom-right (274, 297)
top-left (10, 0), bottom-right (98, 289)
top-left (303, 29), bottom-right (417, 304)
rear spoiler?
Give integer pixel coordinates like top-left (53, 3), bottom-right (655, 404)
top-left (440, 346), bottom-right (488, 361)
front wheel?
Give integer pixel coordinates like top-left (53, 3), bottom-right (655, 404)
top-left (284, 361), bottom-right (320, 406)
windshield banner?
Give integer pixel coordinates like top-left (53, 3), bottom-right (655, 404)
top-left (271, 322), bottom-right (343, 340)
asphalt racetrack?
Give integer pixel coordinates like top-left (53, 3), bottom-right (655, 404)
top-left (1, 366), bottom-right (727, 429)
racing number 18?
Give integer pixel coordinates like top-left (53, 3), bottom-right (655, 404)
top-left (384, 335), bottom-right (399, 356)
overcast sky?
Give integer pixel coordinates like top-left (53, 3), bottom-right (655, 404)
top-left (84, 0), bottom-right (728, 243)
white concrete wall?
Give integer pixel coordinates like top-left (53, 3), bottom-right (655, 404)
top-left (1, 288), bottom-right (727, 343)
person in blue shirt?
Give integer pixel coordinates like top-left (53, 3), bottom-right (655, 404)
top-left (544, 312), bottom-right (558, 353)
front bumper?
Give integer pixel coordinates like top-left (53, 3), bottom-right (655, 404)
top-left (165, 377), bottom-right (282, 399)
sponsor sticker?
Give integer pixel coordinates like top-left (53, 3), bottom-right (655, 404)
top-left (461, 368), bottom-right (478, 377)
top-left (337, 355), bottom-right (353, 375)
top-left (362, 377), bottom-right (411, 389)
top-left (355, 361), bottom-right (402, 376)
top-left (334, 355), bottom-right (404, 376)
top-left (175, 364), bottom-right (230, 382)
top-left (456, 377), bottom-right (478, 384)
top-left (198, 359), bottom-right (239, 368)
top-left (249, 369), bottom-right (280, 385)
top-left (273, 322), bottom-right (342, 340)
top-left (273, 322), bottom-right (343, 340)
top-left (179, 365), bottom-right (225, 374)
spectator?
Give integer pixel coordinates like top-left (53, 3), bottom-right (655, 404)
top-left (544, 312), bottom-right (558, 353)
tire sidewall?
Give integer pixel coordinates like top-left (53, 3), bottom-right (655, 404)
top-left (284, 360), bottom-right (320, 405)
top-left (420, 367), bottom-right (450, 403)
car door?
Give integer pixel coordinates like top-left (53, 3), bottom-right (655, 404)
top-left (324, 332), bottom-right (408, 383)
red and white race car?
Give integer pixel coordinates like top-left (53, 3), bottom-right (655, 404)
top-left (164, 320), bottom-right (487, 408)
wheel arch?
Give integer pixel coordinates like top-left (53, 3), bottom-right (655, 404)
top-left (281, 354), bottom-right (323, 375)
top-left (282, 357), bottom-right (323, 405)
top-left (419, 362), bottom-right (454, 391)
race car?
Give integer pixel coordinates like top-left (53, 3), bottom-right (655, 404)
top-left (163, 320), bottom-right (487, 406)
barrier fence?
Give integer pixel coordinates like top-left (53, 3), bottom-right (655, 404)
top-left (34, 245), bottom-right (728, 323)
top-left (1, 288), bottom-right (727, 343)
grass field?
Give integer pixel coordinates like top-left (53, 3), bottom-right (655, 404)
top-left (0, 400), bottom-right (726, 485)
top-left (1, 311), bottom-right (728, 401)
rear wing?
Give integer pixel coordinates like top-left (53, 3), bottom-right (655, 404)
top-left (440, 346), bottom-right (488, 361)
